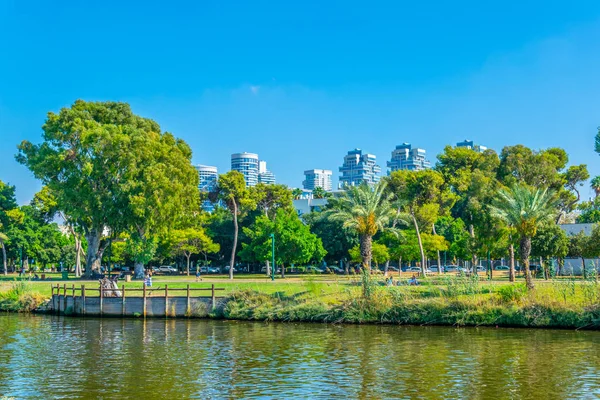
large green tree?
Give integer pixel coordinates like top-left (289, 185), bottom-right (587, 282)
top-left (171, 228), bottom-right (220, 275)
top-left (240, 208), bottom-right (326, 276)
top-left (0, 181), bottom-right (18, 274)
top-left (386, 169), bottom-right (454, 275)
top-left (490, 185), bottom-right (558, 290)
top-left (210, 171), bottom-right (256, 279)
top-left (326, 182), bottom-right (401, 272)
top-left (531, 224), bottom-right (569, 279)
top-left (16, 100), bottom-right (198, 278)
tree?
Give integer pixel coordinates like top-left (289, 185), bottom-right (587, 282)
top-left (436, 146), bottom-right (500, 270)
top-left (240, 208), bottom-right (326, 275)
top-left (349, 242), bottom-right (389, 268)
top-left (326, 182), bottom-right (401, 272)
top-left (0, 180), bottom-right (18, 275)
top-left (490, 185), bottom-right (558, 289)
top-left (171, 228), bottom-right (220, 275)
top-left (210, 171), bottom-right (256, 279)
top-left (292, 188), bottom-right (303, 200)
top-left (577, 198), bottom-right (600, 223)
top-left (312, 187), bottom-right (330, 199)
top-left (16, 100), bottom-right (198, 278)
top-left (531, 224), bottom-right (569, 279)
top-left (591, 176), bottom-right (600, 198)
top-left (386, 170), bottom-right (454, 276)
top-left (303, 211), bottom-right (359, 273)
top-left (556, 165), bottom-right (589, 223)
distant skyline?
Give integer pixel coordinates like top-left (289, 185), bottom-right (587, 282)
top-left (2, 1), bottom-right (600, 204)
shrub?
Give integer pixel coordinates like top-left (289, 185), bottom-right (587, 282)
top-left (496, 284), bottom-right (527, 304)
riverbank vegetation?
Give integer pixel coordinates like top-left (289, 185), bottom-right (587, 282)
top-left (0, 281), bottom-right (45, 312)
top-left (220, 275), bottom-right (600, 329)
top-left (2, 100), bottom-right (600, 316)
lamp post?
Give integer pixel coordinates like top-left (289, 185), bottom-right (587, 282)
top-left (270, 233), bottom-right (275, 281)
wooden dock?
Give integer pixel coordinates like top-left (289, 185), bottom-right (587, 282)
top-left (47, 284), bottom-right (225, 318)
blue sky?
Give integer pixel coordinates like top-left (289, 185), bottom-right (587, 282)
top-left (2, 1), bottom-right (600, 204)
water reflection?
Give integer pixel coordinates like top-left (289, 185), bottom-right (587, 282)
top-left (0, 314), bottom-right (598, 399)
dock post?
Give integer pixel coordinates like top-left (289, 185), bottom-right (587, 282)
top-left (121, 285), bottom-right (126, 316)
top-left (164, 284), bottom-right (169, 317)
top-left (63, 284), bottom-right (67, 313)
top-left (99, 285), bottom-right (104, 317)
top-left (186, 284), bottom-right (191, 317)
top-left (143, 283), bottom-right (147, 318)
top-left (211, 284), bottom-right (215, 309)
top-left (82, 285), bottom-right (86, 316)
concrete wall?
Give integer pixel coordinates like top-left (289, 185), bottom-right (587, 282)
top-left (48, 295), bottom-right (221, 318)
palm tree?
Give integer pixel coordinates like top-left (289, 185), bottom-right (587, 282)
top-left (312, 187), bottom-right (326, 199)
top-left (591, 176), bottom-right (600, 198)
top-left (327, 182), bottom-right (404, 272)
top-left (489, 184), bottom-right (558, 290)
top-left (292, 188), bottom-right (303, 200)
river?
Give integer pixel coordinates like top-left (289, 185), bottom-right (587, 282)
top-left (0, 314), bottom-right (599, 399)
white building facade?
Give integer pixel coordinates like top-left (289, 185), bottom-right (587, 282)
top-left (303, 169), bottom-right (332, 191)
top-left (339, 149), bottom-right (381, 188)
top-left (231, 152), bottom-right (259, 186)
top-left (387, 143), bottom-right (431, 172)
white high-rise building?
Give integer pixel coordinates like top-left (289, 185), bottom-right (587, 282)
top-left (338, 149), bottom-right (381, 188)
top-left (231, 152), bottom-right (259, 186)
top-left (303, 169), bottom-right (332, 191)
top-left (387, 143), bottom-right (431, 172)
top-left (258, 160), bottom-right (276, 185)
top-left (456, 139), bottom-right (487, 153)
top-left (195, 165), bottom-right (218, 211)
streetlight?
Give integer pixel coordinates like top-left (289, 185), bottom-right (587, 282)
top-left (270, 233), bottom-right (275, 281)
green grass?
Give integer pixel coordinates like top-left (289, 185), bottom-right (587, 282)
top-left (2, 273), bottom-right (599, 329)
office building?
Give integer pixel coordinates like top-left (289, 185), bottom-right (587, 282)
top-left (338, 149), bottom-right (381, 188)
top-left (387, 143), bottom-right (431, 172)
top-left (231, 152), bottom-right (259, 186)
top-left (303, 169), bottom-right (333, 191)
top-left (457, 139), bottom-right (487, 153)
top-left (258, 160), bottom-right (276, 185)
top-left (195, 165), bottom-right (218, 211)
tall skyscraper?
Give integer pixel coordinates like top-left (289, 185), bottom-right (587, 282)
top-left (258, 160), bottom-right (276, 185)
top-left (195, 165), bottom-right (218, 211)
top-left (387, 143), bottom-right (431, 172)
top-left (231, 152), bottom-right (259, 186)
top-left (339, 149), bottom-right (381, 188)
top-left (456, 139), bottom-right (487, 153)
top-left (303, 169), bottom-right (333, 191)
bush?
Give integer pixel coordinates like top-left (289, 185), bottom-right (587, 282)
top-left (0, 281), bottom-right (45, 312)
top-left (496, 284), bottom-right (527, 304)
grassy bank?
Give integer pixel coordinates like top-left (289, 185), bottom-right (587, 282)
top-left (0, 281), bottom-right (46, 312)
top-left (218, 276), bottom-right (600, 329)
top-left (2, 275), bottom-right (599, 329)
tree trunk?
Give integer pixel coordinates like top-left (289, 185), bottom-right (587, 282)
top-left (281, 263), bottom-right (285, 279)
top-left (186, 253), bottom-right (191, 276)
top-left (520, 236), bottom-right (534, 290)
top-left (360, 234), bottom-right (373, 271)
top-left (509, 244), bottom-right (516, 283)
top-left (432, 224), bottom-right (442, 275)
top-left (229, 199), bottom-right (238, 280)
top-left (84, 228), bottom-right (102, 278)
top-left (265, 260), bottom-right (271, 276)
top-left (74, 236), bottom-right (82, 278)
top-left (384, 260), bottom-right (389, 276)
top-left (1, 242), bottom-right (6, 275)
top-left (343, 259), bottom-right (349, 275)
top-left (581, 257), bottom-right (586, 279)
top-left (411, 212), bottom-right (426, 277)
top-left (134, 261), bottom-right (145, 279)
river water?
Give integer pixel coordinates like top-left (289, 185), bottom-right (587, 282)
top-left (0, 314), bottom-right (599, 399)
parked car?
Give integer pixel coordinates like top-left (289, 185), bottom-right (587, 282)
top-left (406, 267), bottom-right (422, 273)
top-left (495, 265), bottom-right (510, 271)
top-left (387, 266), bottom-right (400, 272)
top-left (151, 266), bottom-right (160, 273)
top-left (443, 265), bottom-right (459, 273)
top-left (474, 266), bottom-right (486, 273)
top-left (304, 266), bottom-right (322, 274)
top-left (158, 266), bottom-right (178, 274)
top-left (207, 266), bottom-right (219, 273)
top-left (199, 266), bottom-right (209, 273)
top-left (429, 266), bottom-right (440, 273)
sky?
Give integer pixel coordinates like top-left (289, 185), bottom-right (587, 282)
top-left (1, 0), bottom-right (600, 204)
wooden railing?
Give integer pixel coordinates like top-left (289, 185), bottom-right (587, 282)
top-left (50, 284), bottom-right (225, 317)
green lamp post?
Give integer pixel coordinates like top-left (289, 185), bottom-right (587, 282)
top-left (270, 233), bottom-right (275, 281)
